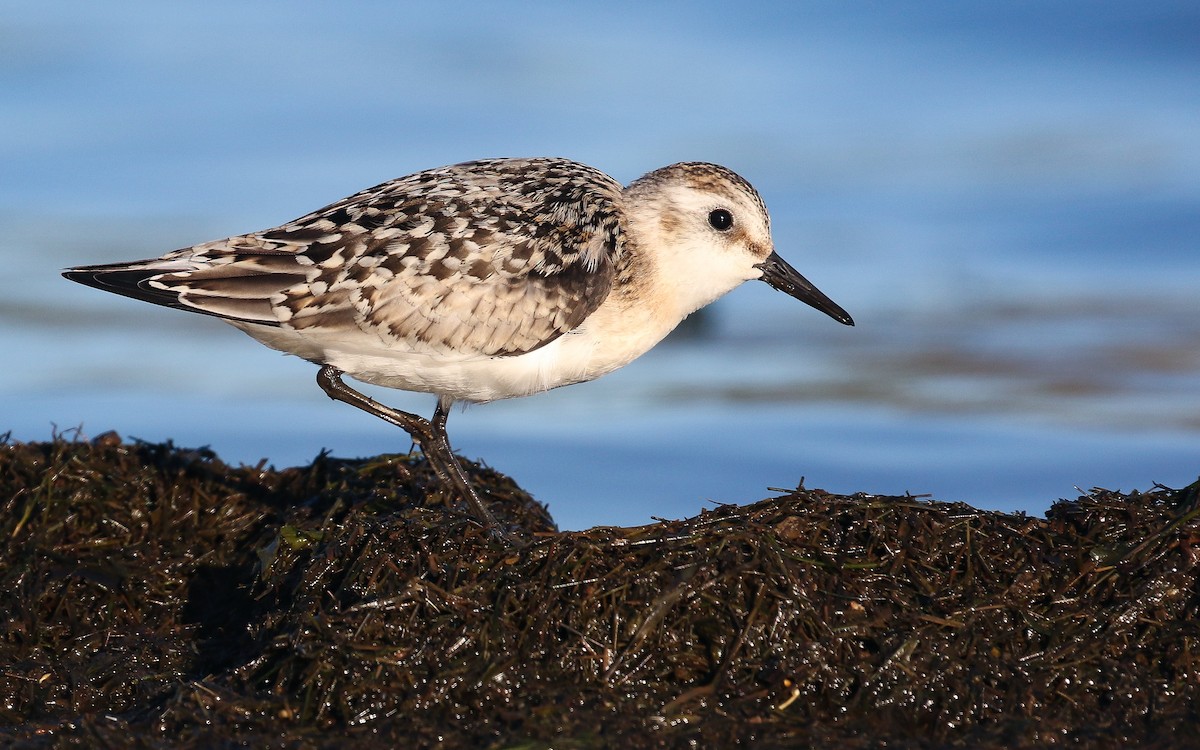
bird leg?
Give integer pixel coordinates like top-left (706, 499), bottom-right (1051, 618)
top-left (316, 365), bottom-right (503, 534)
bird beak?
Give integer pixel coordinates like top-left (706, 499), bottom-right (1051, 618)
top-left (756, 251), bottom-right (854, 326)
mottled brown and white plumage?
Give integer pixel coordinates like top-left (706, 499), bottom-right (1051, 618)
top-left (64, 157), bottom-right (853, 532)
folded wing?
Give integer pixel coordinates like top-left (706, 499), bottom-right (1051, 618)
top-left (63, 157), bottom-right (624, 357)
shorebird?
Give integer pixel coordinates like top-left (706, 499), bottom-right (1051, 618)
top-left (64, 157), bottom-right (853, 532)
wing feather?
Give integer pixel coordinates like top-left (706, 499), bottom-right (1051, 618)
top-left (63, 157), bottom-right (625, 356)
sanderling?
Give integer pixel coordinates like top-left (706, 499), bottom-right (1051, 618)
top-left (64, 157), bottom-right (853, 533)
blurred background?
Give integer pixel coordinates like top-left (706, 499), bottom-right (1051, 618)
top-left (3, 1), bottom-right (1198, 529)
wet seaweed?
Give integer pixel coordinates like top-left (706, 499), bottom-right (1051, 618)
top-left (1, 432), bottom-right (1197, 748)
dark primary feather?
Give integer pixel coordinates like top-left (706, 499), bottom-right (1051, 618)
top-left (62, 263), bottom-right (285, 324)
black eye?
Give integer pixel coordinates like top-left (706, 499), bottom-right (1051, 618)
top-left (708, 208), bottom-right (733, 231)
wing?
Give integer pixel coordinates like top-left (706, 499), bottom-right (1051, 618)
top-left (64, 157), bottom-right (625, 357)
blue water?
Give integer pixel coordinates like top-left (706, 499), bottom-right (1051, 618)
top-left (3, 1), bottom-right (1199, 529)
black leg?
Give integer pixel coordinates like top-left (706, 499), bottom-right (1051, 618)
top-left (316, 365), bottom-right (504, 535)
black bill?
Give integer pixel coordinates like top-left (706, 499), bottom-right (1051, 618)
top-left (756, 251), bottom-right (854, 326)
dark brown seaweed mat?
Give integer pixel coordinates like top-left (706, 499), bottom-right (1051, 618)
top-left (1, 431), bottom-right (1198, 748)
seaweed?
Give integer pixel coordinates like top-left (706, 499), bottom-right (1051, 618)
top-left (2, 432), bottom-right (1197, 748)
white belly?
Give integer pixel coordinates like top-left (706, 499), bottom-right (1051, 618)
top-left (231, 297), bottom-right (680, 403)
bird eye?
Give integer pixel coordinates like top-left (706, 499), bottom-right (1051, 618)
top-left (708, 208), bottom-right (733, 231)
